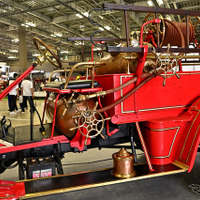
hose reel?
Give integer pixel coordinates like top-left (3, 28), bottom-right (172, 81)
top-left (144, 14), bottom-right (195, 47)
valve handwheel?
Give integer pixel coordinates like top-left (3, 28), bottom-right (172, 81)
top-left (152, 44), bottom-right (179, 86)
top-left (77, 109), bottom-right (105, 144)
top-left (33, 36), bottom-right (62, 68)
top-left (156, 51), bottom-right (178, 79)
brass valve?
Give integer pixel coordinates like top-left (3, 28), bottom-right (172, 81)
top-left (69, 91), bottom-right (107, 104)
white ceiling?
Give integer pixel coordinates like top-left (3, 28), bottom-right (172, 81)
top-left (0, 0), bottom-right (199, 63)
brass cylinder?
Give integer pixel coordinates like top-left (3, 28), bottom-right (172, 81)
top-left (95, 53), bottom-right (136, 75)
top-left (46, 93), bottom-right (95, 138)
top-left (112, 148), bottom-right (136, 178)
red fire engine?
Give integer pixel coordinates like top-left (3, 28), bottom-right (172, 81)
top-left (1, 3), bottom-right (200, 199)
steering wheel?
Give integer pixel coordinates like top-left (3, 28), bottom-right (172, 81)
top-left (33, 36), bottom-right (62, 68)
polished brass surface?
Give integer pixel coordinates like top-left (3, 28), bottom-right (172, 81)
top-left (173, 160), bottom-right (189, 170)
top-left (95, 52), bottom-right (136, 75)
top-left (112, 148), bottom-right (136, 178)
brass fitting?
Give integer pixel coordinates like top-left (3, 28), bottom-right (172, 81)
top-left (86, 91), bottom-right (106, 99)
top-left (68, 91), bottom-right (106, 104)
top-left (36, 55), bottom-right (46, 65)
top-left (124, 55), bottom-right (137, 60)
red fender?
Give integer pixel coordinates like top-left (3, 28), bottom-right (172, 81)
top-left (0, 180), bottom-right (25, 200)
top-left (176, 98), bottom-right (200, 172)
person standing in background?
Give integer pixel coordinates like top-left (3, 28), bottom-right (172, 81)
top-left (9, 73), bottom-right (19, 115)
top-left (21, 76), bottom-right (34, 114)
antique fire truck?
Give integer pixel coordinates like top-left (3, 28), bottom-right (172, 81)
top-left (1, 3), bottom-right (200, 199)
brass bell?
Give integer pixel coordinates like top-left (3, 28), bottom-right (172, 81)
top-left (112, 147), bottom-right (136, 178)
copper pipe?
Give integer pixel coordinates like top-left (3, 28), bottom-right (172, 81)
top-left (135, 122), bottom-right (154, 171)
top-left (106, 73), bottom-right (150, 95)
top-left (97, 73), bottom-right (155, 113)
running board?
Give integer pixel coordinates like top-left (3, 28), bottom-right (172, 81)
top-left (19, 163), bottom-right (187, 199)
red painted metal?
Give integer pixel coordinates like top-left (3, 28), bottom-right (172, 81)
top-left (141, 112), bottom-right (192, 165)
top-left (95, 72), bottom-right (200, 123)
top-left (175, 98), bottom-right (200, 172)
top-left (139, 19), bottom-right (161, 46)
top-left (1, 8), bottom-right (200, 198)
top-left (145, 30), bottom-right (157, 47)
top-left (2, 6), bottom-right (200, 200)
top-left (0, 180), bottom-right (25, 200)
top-left (135, 45), bottom-right (148, 85)
top-left (41, 92), bottom-right (49, 124)
top-left (43, 87), bottom-right (102, 94)
top-left (0, 63), bottom-right (37, 101)
top-left (0, 135), bottom-right (69, 154)
top-left (98, 97), bottom-right (119, 137)
top-left (50, 93), bottom-right (60, 139)
top-left (70, 129), bottom-right (91, 151)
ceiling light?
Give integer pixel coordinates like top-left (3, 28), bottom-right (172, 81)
top-left (8, 56), bottom-right (17, 59)
top-left (21, 23), bottom-right (29, 27)
top-left (9, 49), bottom-right (18, 53)
top-left (32, 53), bottom-right (40, 57)
top-left (157, 0), bottom-right (163, 5)
top-left (147, 0), bottom-right (154, 6)
top-left (11, 38), bottom-right (19, 43)
top-left (83, 12), bottom-right (89, 17)
top-left (54, 32), bottom-right (62, 37)
top-left (76, 13), bottom-right (83, 18)
top-left (24, 21), bottom-right (36, 27)
top-left (105, 26), bottom-right (111, 30)
top-left (75, 42), bottom-right (82, 46)
top-left (60, 50), bottom-right (68, 54)
top-left (51, 34), bottom-right (56, 37)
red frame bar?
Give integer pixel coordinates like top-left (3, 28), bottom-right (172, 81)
top-left (0, 63), bottom-right (37, 101)
top-left (50, 93), bottom-right (60, 139)
top-left (43, 87), bottom-right (103, 94)
top-left (0, 135), bottom-right (69, 154)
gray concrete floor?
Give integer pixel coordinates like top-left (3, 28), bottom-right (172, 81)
top-left (0, 99), bottom-right (200, 199)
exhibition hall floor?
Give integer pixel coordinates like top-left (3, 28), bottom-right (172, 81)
top-left (0, 99), bottom-right (200, 200)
